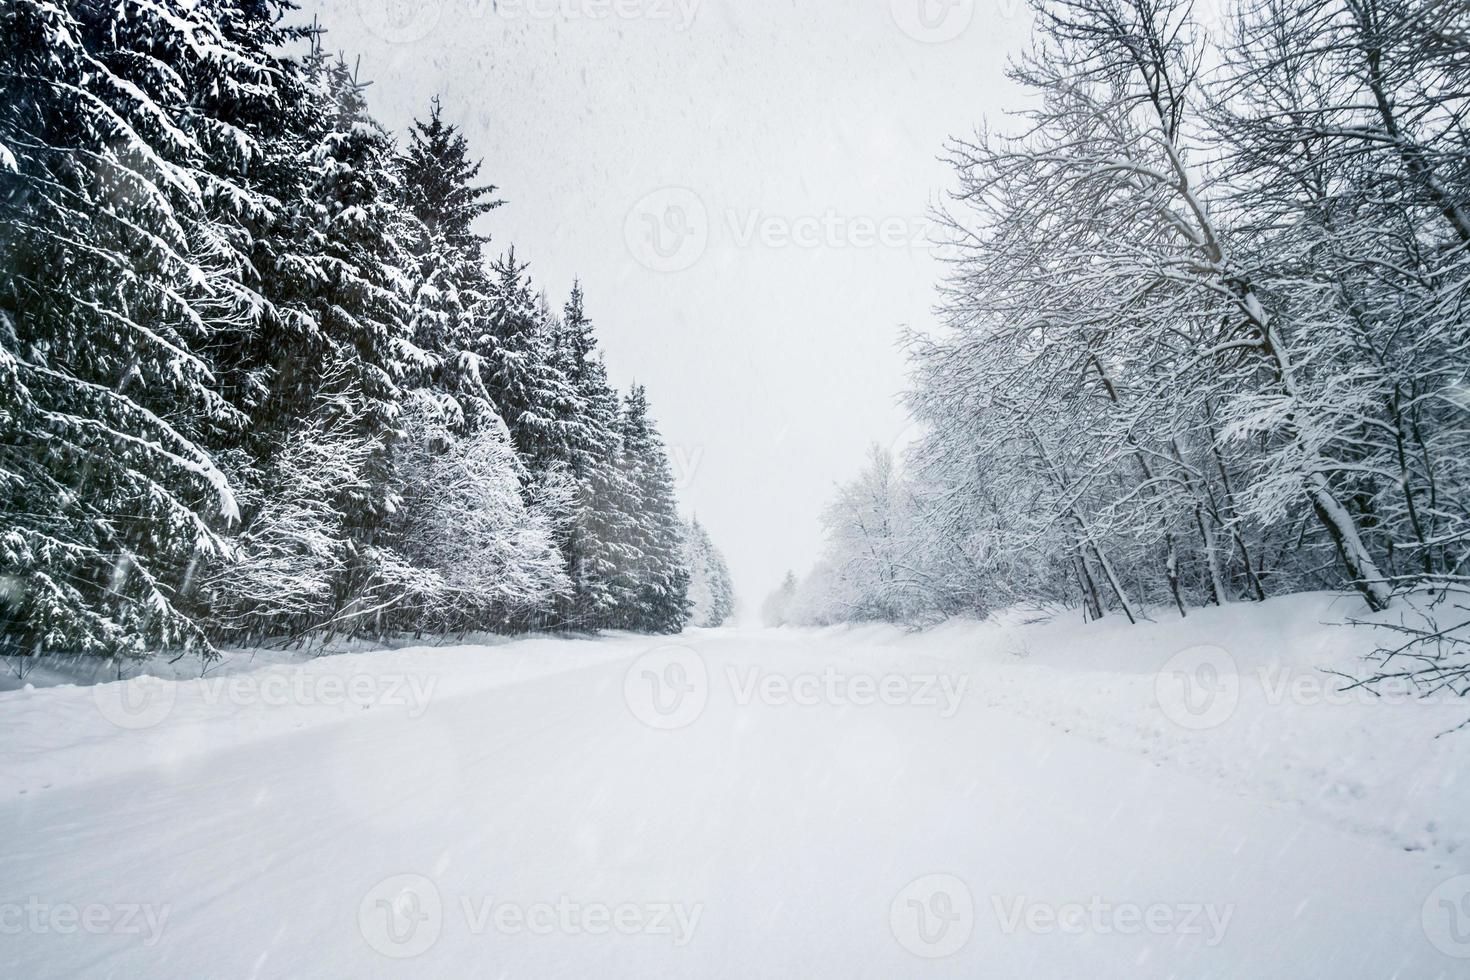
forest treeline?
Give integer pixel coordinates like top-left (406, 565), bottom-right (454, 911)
top-left (0, 0), bottom-right (734, 658)
top-left (769, 0), bottom-right (1469, 688)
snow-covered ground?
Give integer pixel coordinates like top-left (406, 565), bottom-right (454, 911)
top-left (3, 593), bottom-right (1468, 978)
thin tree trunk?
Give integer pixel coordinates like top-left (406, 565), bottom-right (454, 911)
top-left (1258, 317), bottom-right (1393, 610)
top-left (1074, 550), bottom-right (1104, 621)
top-left (1090, 356), bottom-right (1186, 617)
top-left (1089, 540), bottom-right (1139, 624)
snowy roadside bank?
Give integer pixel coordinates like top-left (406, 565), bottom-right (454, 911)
top-left (820, 592), bottom-right (1470, 861)
top-left (0, 632), bottom-right (666, 798)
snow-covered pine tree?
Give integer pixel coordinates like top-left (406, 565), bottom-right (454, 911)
top-left (682, 517), bottom-right (735, 627)
top-left (612, 386), bottom-right (690, 632)
top-left (368, 97), bottom-right (582, 634)
top-left (201, 371), bottom-right (378, 643)
top-left (396, 98), bottom-right (502, 432)
top-left (705, 527), bottom-right (736, 628)
top-left (282, 50), bottom-right (422, 622)
top-left (549, 283), bottom-right (641, 627)
top-left (708, 551), bottom-right (734, 627)
top-left (0, 2), bottom-right (721, 651)
top-left (386, 393), bottom-right (570, 633)
top-left (683, 521), bottom-right (713, 625)
top-left (203, 46), bottom-right (421, 642)
top-left (479, 248), bottom-right (585, 475)
top-left (0, 0), bottom-right (299, 656)
top-left (285, 48), bottom-right (415, 515)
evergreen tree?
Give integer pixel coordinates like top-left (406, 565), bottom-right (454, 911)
top-left (396, 98), bottom-right (502, 431)
top-left (0, 3), bottom-right (698, 655)
top-left (549, 283), bottom-right (640, 626)
top-left (479, 249), bottom-right (584, 473)
top-left (612, 386), bottom-right (690, 632)
top-left (386, 393), bottom-right (570, 633)
top-left (0, 0), bottom-right (294, 656)
top-left (683, 517), bottom-right (735, 627)
top-left (251, 49), bottom-right (421, 627)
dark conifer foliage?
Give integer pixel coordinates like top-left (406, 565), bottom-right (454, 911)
top-left (0, 3), bottom-right (713, 657)
top-left (549, 284), bottom-right (642, 627)
top-left (396, 97), bottom-right (502, 432)
top-left (611, 386), bottom-right (692, 633)
top-left (480, 248), bottom-right (584, 474)
top-left (0, 0), bottom-right (295, 656)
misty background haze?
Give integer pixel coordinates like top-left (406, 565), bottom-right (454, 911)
top-left (297, 0), bottom-right (1031, 613)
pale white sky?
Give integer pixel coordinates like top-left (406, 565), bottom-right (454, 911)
top-left (300, 0), bottom-right (1031, 612)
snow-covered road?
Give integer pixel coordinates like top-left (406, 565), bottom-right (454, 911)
top-left (3, 623), bottom-right (1466, 978)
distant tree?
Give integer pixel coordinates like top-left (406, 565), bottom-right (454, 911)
top-left (683, 517), bottom-right (735, 627)
top-left (761, 572), bottom-right (799, 628)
